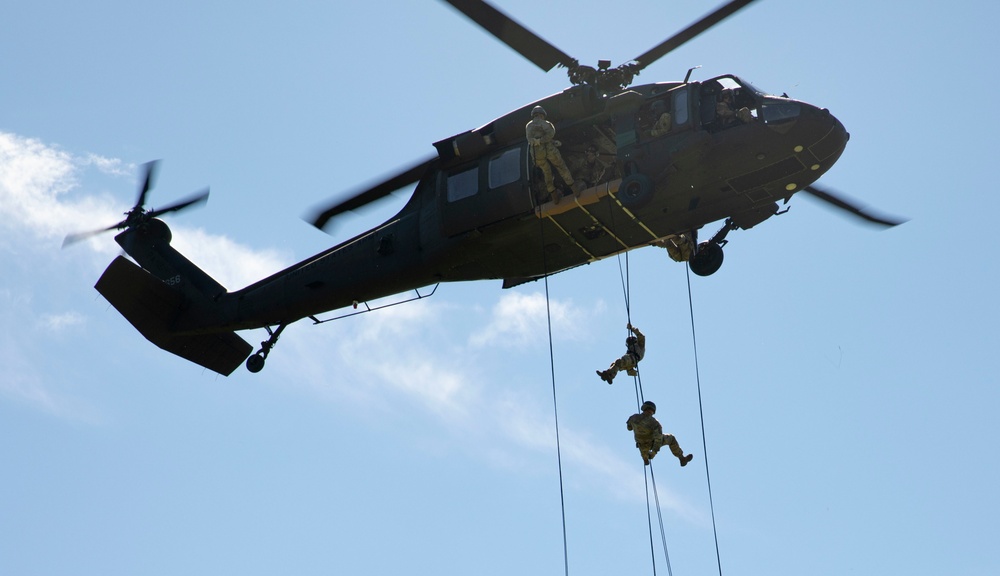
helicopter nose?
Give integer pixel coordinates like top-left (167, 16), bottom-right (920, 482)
top-left (805, 105), bottom-right (849, 167)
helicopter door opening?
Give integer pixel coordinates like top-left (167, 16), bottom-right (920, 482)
top-left (638, 84), bottom-right (695, 141)
top-left (439, 144), bottom-right (533, 237)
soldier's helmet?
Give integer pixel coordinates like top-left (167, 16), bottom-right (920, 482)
top-left (641, 401), bottom-right (656, 413)
top-left (531, 105), bottom-right (547, 117)
top-left (626, 336), bottom-right (638, 346)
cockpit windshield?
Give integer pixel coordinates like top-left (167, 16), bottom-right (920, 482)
top-left (709, 75), bottom-right (801, 127)
top-left (713, 75), bottom-right (767, 97)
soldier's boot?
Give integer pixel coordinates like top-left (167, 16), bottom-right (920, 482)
top-left (679, 454), bottom-right (694, 467)
top-left (549, 189), bottom-right (561, 205)
top-left (596, 369), bottom-right (614, 384)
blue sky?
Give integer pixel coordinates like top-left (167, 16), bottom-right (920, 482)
top-left (2, 1), bottom-right (998, 575)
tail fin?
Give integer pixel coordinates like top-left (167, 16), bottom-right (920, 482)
top-left (96, 256), bottom-right (252, 376)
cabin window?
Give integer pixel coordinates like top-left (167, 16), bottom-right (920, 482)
top-left (446, 166), bottom-right (479, 202)
top-left (488, 148), bottom-right (521, 189)
top-left (672, 88), bottom-right (689, 126)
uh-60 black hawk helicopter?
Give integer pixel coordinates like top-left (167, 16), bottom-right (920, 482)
top-left (65, 0), bottom-right (903, 376)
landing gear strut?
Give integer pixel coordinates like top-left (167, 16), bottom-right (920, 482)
top-left (689, 218), bottom-right (736, 277)
top-left (246, 323), bottom-right (287, 373)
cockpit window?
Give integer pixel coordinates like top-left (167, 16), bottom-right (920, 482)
top-left (716, 75), bottom-right (766, 97)
top-left (488, 148), bottom-right (521, 189)
top-left (447, 166), bottom-right (478, 202)
top-left (702, 75), bottom-right (760, 131)
top-left (761, 100), bottom-right (801, 124)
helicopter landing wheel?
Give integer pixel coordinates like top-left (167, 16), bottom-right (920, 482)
top-left (618, 173), bottom-right (653, 209)
top-left (246, 353), bottom-right (266, 373)
top-left (689, 242), bottom-right (724, 276)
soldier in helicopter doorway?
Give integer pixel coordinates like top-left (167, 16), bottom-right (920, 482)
top-left (525, 105), bottom-right (575, 204)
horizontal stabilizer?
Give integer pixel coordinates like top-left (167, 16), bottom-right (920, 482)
top-left (95, 256), bottom-right (252, 376)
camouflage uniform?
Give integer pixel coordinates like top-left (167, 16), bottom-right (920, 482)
top-left (526, 108), bottom-right (574, 202)
top-left (716, 90), bottom-right (752, 127)
top-left (650, 112), bottom-right (673, 137)
top-left (597, 324), bottom-right (645, 384)
top-left (576, 147), bottom-right (609, 188)
top-left (657, 234), bottom-right (695, 262)
top-left (626, 404), bottom-right (691, 466)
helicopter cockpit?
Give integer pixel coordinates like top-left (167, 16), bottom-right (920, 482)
top-left (698, 75), bottom-right (762, 132)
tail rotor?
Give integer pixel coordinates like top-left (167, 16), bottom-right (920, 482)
top-left (63, 160), bottom-right (209, 248)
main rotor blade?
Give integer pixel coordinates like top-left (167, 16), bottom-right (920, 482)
top-left (440, 0), bottom-right (576, 72)
top-left (801, 184), bottom-right (907, 228)
top-left (145, 188), bottom-right (210, 219)
top-left (309, 157), bottom-right (435, 231)
top-left (632, 0), bottom-right (759, 72)
top-left (135, 160), bottom-right (159, 209)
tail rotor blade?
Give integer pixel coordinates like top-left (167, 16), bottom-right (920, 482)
top-left (62, 223), bottom-right (122, 248)
top-left (146, 188), bottom-right (210, 220)
top-left (135, 160), bottom-right (160, 210)
top-left (61, 161), bottom-right (208, 249)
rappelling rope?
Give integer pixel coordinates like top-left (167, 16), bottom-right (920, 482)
top-left (647, 466), bottom-right (674, 576)
top-left (685, 266), bottom-right (724, 576)
top-left (606, 203), bottom-right (675, 576)
top-left (538, 216), bottom-right (571, 576)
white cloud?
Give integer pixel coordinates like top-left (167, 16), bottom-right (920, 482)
top-left (0, 130), bottom-right (292, 287)
top-left (0, 325), bottom-right (100, 423)
top-left (275, 292), bottom-right (686, 509)
top-left (38, 311), bottom-right (86, 332)
top-left (0, 131), bottom-right (292, 419)
top-left (172, 228), bottom-right (290, 291)
top-left (0, 132), bottom-right (82, 239)
top-left (469, 291), bottom-right (593, 348)
top-left (79, 153), bottom-right (131, 178)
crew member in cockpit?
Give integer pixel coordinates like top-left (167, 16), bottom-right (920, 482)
top-left (526, 105), bottom-right (575, 204)
top-left (716, 89), bottom-right (752, 128)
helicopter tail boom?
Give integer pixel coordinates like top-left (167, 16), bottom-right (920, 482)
top-left (95, 255), bottom-right (253, 376)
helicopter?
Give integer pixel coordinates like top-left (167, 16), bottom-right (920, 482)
top-left (65, 0), bottom-right (903, 377)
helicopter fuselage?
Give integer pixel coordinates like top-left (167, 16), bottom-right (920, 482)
top-left (153, 74), bottom-right (847, 333)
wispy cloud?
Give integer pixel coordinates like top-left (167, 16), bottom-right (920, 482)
top-left (37, 311), bottom-right (86, 332)
top-left (469, 291), bottom-right (595, 348)
top-left (0, 131), bottom-right (290, 418)
top-left (0, 316), bottom-right (100, 422)
top-left (276, 291), bottom-right (692, 512)
top-left (0, 131), bottom-right (291, 281)
top-left (172, 228), bottom-right (289, 291)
